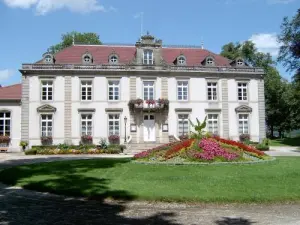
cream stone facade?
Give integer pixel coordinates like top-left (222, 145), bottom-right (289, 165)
top-left (0, 34), bottom-right (266, 151)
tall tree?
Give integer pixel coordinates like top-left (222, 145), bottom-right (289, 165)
top-left (220, 41), bottom-right (293, 137)
top-left (50, 31), bottom-right (102, 53)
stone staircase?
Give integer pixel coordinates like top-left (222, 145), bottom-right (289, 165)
top-left (125, 142), bottom-right (166, 155)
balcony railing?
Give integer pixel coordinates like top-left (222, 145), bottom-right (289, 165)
top-left (22, 64), bottom-right (264, 73)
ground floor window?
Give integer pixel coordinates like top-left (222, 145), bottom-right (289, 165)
top-left (108, 114), bottom-right (120, 135)
top-left (238, 114), bottom-right (249, 134)
top-left (178, 114), bottom-right (189, 136)
top-left (0, 112), bottom-right (11, 136)
top-left (41, 114), bottom-right (53, 137)
top-left (81, 114), bottom-right (93, 136)
top-left (207, 114), bottom-right (219, 135)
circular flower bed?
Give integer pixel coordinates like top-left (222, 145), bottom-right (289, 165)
top-left (134, 137), bottom-right (272, 164)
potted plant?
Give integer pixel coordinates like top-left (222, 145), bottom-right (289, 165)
top-left (146, 99), bottom-right (156, 108)
top-left (81, 135), bottom-right (93, 144)
top-left (19, 141), bottom-right (29, 151)
top-left (41, 136), bottom-right (53, 145)
top-left (128, 98), bottom-right (144, 111)
top-left (157, 98), bottom-right (169, 111)
top-left (108, 135), bottom-right (120, 144)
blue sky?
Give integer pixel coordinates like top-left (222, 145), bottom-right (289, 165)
top-left (0, 0), bottom-right (298, 86)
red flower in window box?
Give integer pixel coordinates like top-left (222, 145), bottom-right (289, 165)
top-left (81, 135), bottom-right (93, 144)
top-left (108, 135), bottom-right (120, 144)
top-left (146, 99), bottom-right (156, 105)
top-left (0, 135), bottom-right (10, 144)
top-left (40, 136), bottom-right (53, 145)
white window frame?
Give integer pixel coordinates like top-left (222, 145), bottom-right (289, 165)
top-left (108, 114), bottom-right (120, 136)
top-left (207, 114), bottom-right (219, 135)
top-left (237, 59), bottom-right (244, 66)
top-left (109, 55), bottom-right (118, 64)
top-left (81, 114), bottom-right (93, 136)
top-left (178, 56), bottom-right (186, 65)
top-left (238, 114), bottom-right (249, 135)
top-left (108, 80), bottom-right (120, 101)
top-left (177, 80), bottom-right (189, 101)
top-left (40, 114), bottom-right (53, 137)
top-left (177, 114), bottom-right (189, 136)
top-left (143, 50), bottom-right (154, 65)
top-left (81, 80), bottom-right (93, 101)
top-left (143, 81), bottom-right (155, 100)
top-left (237, 82), bottom-right (248, 101)
top-left (207, 82), bottom-right (218, 101)
top-left (0, 111), bottom-right (11, 137)
top-left (206, 58), bottom-right (214, 65)
top-left (41, 80), bottom-right (53, 101)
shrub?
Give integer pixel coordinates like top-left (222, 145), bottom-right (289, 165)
top-left (19, 141), bottom-right (29, 151)
top-left (239, 134), bottom-right (250, 143)
top-left (256, 144), bottom-right (270, 151)
top-left (108, 135), bottom-right (120, 144)
top-left (57, 143), bottom-right (70, 150)
top-left (25, 149), bottom-right (37, 155)
top-left (99, 138), bottom-right (108, 149)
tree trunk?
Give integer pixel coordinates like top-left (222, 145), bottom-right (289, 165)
top-left (279, 130), bottom-right (282, 139)
top-left (270, 125), bottom-right (274, 138)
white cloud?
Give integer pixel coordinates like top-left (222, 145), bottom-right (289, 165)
top-left (0, 69), bottom-right (14, 82)
top-left (2, 0), bottom-right (108, 15)
top-left (249, 33), bottom-right (281, 57)
top-left (267, 0), bottom-right (296, 4)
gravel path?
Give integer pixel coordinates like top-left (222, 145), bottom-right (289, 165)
top-left (1, 154), bottom-right (300, 225)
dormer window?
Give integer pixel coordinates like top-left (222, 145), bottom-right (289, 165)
top-left (206, 57), bottom-right (214, 66)
top-left (109, 55), bottom-right (118, 64)
top-left (237, 59), bottom-right (244, 66)
top-left (178, 56), bottom-right (186, 66)
top-left (43, 53), bottom-right (54, 64)
top-left (143, 49), bottom-right (153, 65)
top-left (82, 52), bottom-right (93, 64)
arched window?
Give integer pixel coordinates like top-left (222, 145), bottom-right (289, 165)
top-left (206, 57), bottom-right (214, 66)
top-left (0, 111), bottom-right (11, 137)
top-left (109, 55), bottom-right (118, 64)
top-left (143, 49), bottom-right (153, 65)
top-left (43, 54), bottom-right (54, 64)
top-left (178, 56), bottom-right (186, 65)
top-left (82, 52), bottom-right (93, 64)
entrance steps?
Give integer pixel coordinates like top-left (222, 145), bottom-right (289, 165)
top-left (125, 142), bottom-right (166, 155)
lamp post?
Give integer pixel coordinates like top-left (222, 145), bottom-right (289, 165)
top-left (124, 116), bottom-right (128, 143)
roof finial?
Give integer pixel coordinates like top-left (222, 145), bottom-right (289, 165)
top-left (201, 38), bottom-right (204, 50)
top-left (72, 34), bottom-right (75, 46)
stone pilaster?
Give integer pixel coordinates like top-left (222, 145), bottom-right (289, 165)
top-left (222, 80), bottom-right (229, 138)
top-left (64, 76), bottom-right (72, 144)
top-left (161, 77), bottom-right (168, 98)
top-left (21, 76), bottom-right (29, 142)
top-left (130, 77), bottom-right (137, 99)
top-left (258, 79), bottom-right (266, 140)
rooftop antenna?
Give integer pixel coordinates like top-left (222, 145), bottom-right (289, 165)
top-left (201, 37), bottom-right (204, 49)
top-left (140, 12), bottom-right (144, 37)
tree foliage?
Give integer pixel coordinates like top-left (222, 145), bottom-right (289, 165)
top-left (50, 31), bottom-right (102, 53)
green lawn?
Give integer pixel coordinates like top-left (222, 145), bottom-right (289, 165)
top-left (0, 157), bottom-right (300, 203)
top-left (269, 137), bottom-right (300, 147)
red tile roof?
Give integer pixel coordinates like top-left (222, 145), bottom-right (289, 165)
top-left (44, 45), bottom-right (231, 66)
top-left (0, 84), bottom-right (22, 100)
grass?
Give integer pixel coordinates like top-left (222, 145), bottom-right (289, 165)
top-left (269, 137), bottom-right (300, 147)
top-left (0, 157), bottom-right (300, 203)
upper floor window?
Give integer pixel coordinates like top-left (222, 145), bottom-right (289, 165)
top-left (82, 52), bottom-right (93, 64)
top-left (81, 114), bottom-right (93, 136)
top-left (43, 53), bottom-right (54, 64)
top-left (207, 82), bottom-right (217, 100)
top-left (108, 80), bottom-right (120, 101)
top-left (178, 56), bottom-right (186, 65)
top-left (237, 59), bottom-right (244, 66)
top-left (238, 114), bottom-right (249, 134)
top-left (178, 114), bottom-right (189, 136)
top-left (41, 80), bottom-right (53, 101)
top-left (41, 114), bottom-right (53, 137)
top-left (143, 50), bottom-right (153, 65)
top-left (0, 112), bottom-right (11, 137)
top-left (206, 57), bottom-right (214, 66)
top-left (207, 114), bottom-right (219, 135)
top-left (81, 80), bottom-right (92, 101)
top-left (238, 82), bottom-right (248, 101)
top-left (108, 114), bottom-right (120, 136)
top-left (143, 81), bottom-right (154, 100)
top-left (177, 81), bottom-right (188, 101)
top-left (109, 55), bottom-right (118, 64)
top-left (83, 55), bottom-right (92, 63)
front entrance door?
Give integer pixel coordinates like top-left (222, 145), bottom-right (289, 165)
top-left (144, 114), bottom-right (156, 142)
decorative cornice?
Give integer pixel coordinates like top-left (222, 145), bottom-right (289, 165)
top-left (78, 108), bottom-right (96, 113)
top-left (205, 108), bottom-right (222, 112)
top-left (235, 105), bottom-right (252, 113)
top-left (105, 108), bottom-right (123, 113)
top-left (37, 104), bottom-right (57, 113)
top-left (175, 108), bottom-right (192, 112)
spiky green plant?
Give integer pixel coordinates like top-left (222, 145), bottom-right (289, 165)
top-left (189, 116), bottom-right (207, 139)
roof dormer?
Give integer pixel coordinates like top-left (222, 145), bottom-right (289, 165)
top-left (82, 51), bottom-right (93, 64)
top-left (230, 57), bottom-right (246, 67)
top-left (202, 56), bottom-right (215, 66)
top-left (43, 52), bottom-right (55, 64)
top-left (176, 54), bottom-right (186, 66)
top-left (108, 50), bottom-right (119, 64)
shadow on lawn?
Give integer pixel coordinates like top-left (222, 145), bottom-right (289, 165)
top-left (215, 217), bottom-right (255, 224)
top-left (271, 137), bottom-right (300, 147)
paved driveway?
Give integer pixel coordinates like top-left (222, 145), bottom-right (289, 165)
top-left (1, 154), bottom-right (300, 225)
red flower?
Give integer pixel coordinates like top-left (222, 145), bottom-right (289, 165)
top-left (146, 99), bottom-right (156, 105)
top-left (164, 139), bottom-right (194, 159)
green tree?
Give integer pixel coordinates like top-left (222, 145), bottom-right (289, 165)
top-left (220, 41), bottom-right (294, 137)
top-left (50, 31), bottom-right (102, 53)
